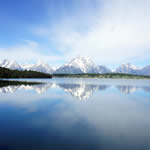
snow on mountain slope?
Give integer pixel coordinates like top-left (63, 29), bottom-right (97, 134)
top-left (54, 66), bottom-right (83, 74)
top-left (55, 56), bottom-right (113, 74)
top-left (0, 59), bottom-right (22, 70)
top-left (67, 56), bottom-right (97, 73)
top-left (22, 62), bottom-right (54, 74)
top-left (115, 63), bottom-right (139, 74)
top-left (55, 56), bottom-right (99, 74)
top-left (0, 59), bottom-right (54, 74)
top-left (97, 65), bottom-right (112, 74)
top-left (138, 65), bottom-right (150, 76)
top-left (0, 58), bottom-right (149, 75)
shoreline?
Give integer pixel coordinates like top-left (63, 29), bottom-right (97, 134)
top-left (52, 73), bottom-right (150, 79)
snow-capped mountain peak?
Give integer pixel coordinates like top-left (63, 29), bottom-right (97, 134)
top-left (22, 62), bottom-right (54, 74)
top-left (0, 58), bottom-right (150, 75)
top-left (67, 56), bottom-right (96, 73)
top-left (115, 63), bottom-right (139, 74)
top-left (0, 59), bottom-right (22, 70)
top-left (55, 56), bottom-right (99, 74)
top-left (0, 59), bottom-right (9, 65)
top-left (0, 59), bottom-right (54, 74)
top-left (122, 63), bottom-right (138, 70)
top-left (138, 65), bottom-right (150, 76)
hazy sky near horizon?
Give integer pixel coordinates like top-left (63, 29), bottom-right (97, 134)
top-left (0, 0), bottom-right (150, 67)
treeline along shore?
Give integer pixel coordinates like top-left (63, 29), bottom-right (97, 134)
top-left (0, 67), bottom-right (52, 78)
top-left (0, 67), bottom-right (150, 79)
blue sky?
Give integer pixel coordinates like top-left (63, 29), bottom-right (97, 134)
top-left (0, 0), bottom-right (150, 68)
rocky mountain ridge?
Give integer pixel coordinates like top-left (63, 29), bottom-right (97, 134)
top-left (0, 57), bottom-right (150, 75)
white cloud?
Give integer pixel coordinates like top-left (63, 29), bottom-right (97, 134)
top-left (1, 0), bottom-right (149, 67)
top-left (0, 40), bottom-right (61, 65)
top-left (45, 0), bottom-right (150, 65)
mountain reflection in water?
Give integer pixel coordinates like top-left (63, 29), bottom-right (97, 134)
top-left (1, 79), bottom-right (150, 100)
top-left (0, 79), bottom-right (150, 150)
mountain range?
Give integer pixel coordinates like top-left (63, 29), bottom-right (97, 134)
top-left (0, 57), bottom-right (150, 75)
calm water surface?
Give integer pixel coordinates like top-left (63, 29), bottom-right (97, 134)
top-left (0, 78), bottom-right (150, 150)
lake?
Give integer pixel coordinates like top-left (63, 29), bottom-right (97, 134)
top-left (0, 78), bottom-right (150, 150)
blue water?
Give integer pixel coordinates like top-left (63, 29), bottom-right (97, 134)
top-left (0, 78), bottom-right (150, 150)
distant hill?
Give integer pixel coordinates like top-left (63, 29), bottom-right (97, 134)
top-left (0, 67), bottom-right (52, 78)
